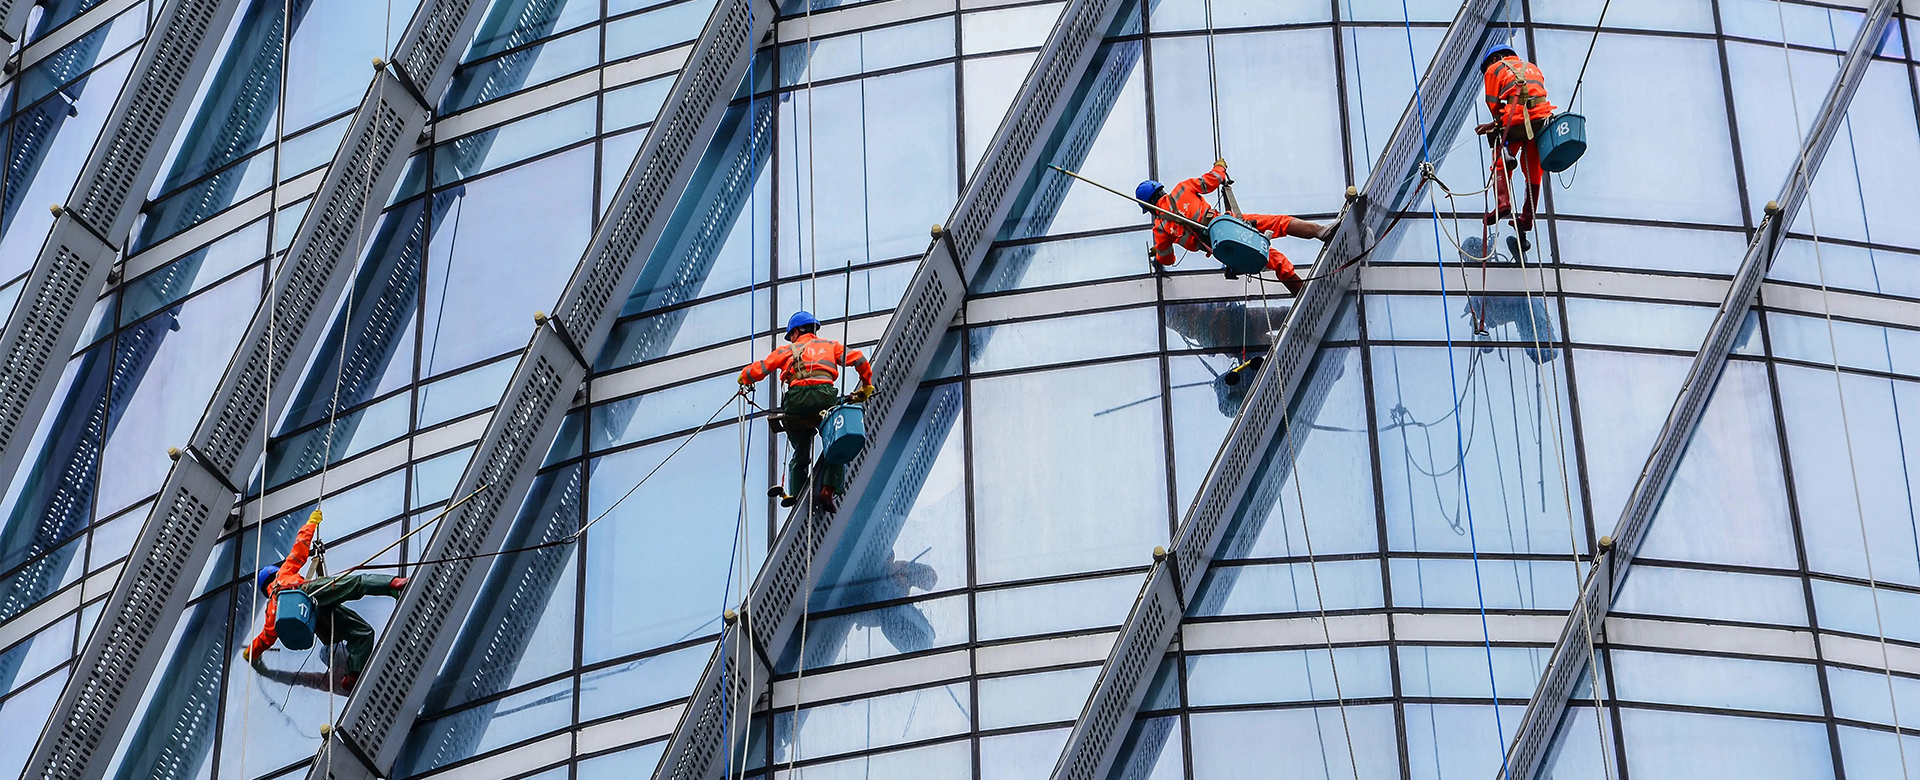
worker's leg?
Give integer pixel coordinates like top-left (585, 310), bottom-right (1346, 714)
top-left (307, 573), bottom-right (404, 607)
top-left (1239, 214), bottom-right (1305, 295)
top-left (780, 384), bottom-right (838, 491)
top-left (1517, 138), bottom-right (1544, 233)
top-left (313, 605), bottom-right (378, 689)
top-left (1487, 133), bottom-right (1513, 225)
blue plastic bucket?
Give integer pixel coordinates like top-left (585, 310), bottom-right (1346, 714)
top-left (819, 404), bottom-right (866, 466)
top-left (1537, 113), bottom-right (1587, 173)
top-left (275, 589), bottom-right (317, 650)
top-left (1206, 215), bottom-right (1270, 275)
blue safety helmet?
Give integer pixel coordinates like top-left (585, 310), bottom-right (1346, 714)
top-left (785, 310), bottom-right (821, 342)
top-left (256, 565), bottom-right (280, 596)
top-left (1135, 180), bottom-right (1164, 212)
top-left (1482, 42), bottom-right (1517, 66)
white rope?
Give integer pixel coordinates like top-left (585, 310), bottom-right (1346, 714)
top-left (1261, 271), bottom-right (1361, 780)
top-left (1774, 2), bottom-right (1911, 770)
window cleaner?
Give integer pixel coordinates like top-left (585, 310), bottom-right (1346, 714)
top-left (1476, 42), bottom-right (1556, 262)
top-left (740, 311), bottom-right (876, 511)
top-left (1136, 160), bottom-right (1333, 293)
top-left (242, 509), bottom-right (408, 694)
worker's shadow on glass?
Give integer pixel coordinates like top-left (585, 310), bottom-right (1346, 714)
top-left (1160, 300), bottom-right (1293, 418)
top-left (250, 646), bottom-right (355, 695)
top-left (1458, 237), bottom-right (1558, 364)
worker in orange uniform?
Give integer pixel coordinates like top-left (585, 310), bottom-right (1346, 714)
top-left (740, 311), bottom-right (876, 509)
top-left (241, 509), bottom-right (408, 693)
top-left (1475, 42), bottom-right (1555, 258)
top-left (1137, 160), bottom-right (1332, 295)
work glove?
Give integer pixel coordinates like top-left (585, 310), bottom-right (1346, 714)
top-left (851, 384), bottom-right (876, 403)
top-left (240, 646), bottom-right (251, 661)
top-left (308, 509), bottom-right (323, 525)
top-left (1214, 158), bottom-right (1228, 169)
top-left (738, 380), bottom-right (753, 396)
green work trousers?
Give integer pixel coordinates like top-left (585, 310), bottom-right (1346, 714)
top-left (301, 573), bottom-right (400, 675)
top-left (782, 384), bottom-right (844, 495)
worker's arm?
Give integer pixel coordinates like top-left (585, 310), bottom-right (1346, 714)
top-left (278, 511), bottom-right (321, 578)
top-left (739, 348), bottom-right (788, 387)
top-left (844, 348), bottom-right (874, 386)
top-left (1191, 162), bottom-right (1229, 195)
top-left (1148, 223), bottom-right (1178, 266)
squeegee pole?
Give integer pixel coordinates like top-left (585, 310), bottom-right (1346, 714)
top-left (1048, 165), bottom-right (1212, 233)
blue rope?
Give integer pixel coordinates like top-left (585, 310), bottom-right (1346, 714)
top-left (1398, 2), bottom-right (1512, 774)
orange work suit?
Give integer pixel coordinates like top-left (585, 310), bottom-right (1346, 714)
top-left (1148, 164), bottom-right (1304, 293)
top-left (1483, 56), bottom-right (1555, 232)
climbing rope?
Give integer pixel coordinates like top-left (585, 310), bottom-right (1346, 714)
top-left (1775, 2), bottom-right (1910, 772)
top-left (722, 31), bottom-right (762, 780)
top-left (1396, 1), bottom-right (1512, 776)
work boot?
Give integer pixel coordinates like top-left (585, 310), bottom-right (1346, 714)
top-left (390, 577), bottom-right (409, 591)
top-left (1280, 274), bottom-right (1305, 296)
top-left (815, 485), bottom-right (840, 514)
top-left (337, 673), bottom-right (358, 694)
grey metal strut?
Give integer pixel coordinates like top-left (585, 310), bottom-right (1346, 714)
top-left (19, 0), bottom-right (502, 774)
top-left (1043, 2), bottom-right (1514, 779)
top-left (0, 0), bottom-right (247, 565)
top-left (1494, 3), bottom-right (1898, 778)
top-left (645, 1), bottom-right (1148, 779)
top-left (303, 0), bottom-right (779, 777)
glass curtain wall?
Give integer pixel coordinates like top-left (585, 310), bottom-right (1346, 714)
top-left (4, 0), bottom-right (713, 776)
top-left (377, 0), bottom-right (1060, 778)
top-left (1102, 3), bottom-right (1920, 780)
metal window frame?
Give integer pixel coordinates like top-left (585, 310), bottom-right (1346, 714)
top-left (641, 1), bottom-right (1153, 778)
top-left (0, 0), bottom-right (247, 551)
top-left (1035, 4), bottom-right (1512, 779)
top-left (18, 0), bottom-right (510, 773)
top-left (303, 0), bottom-right (780, 776)
top-left (1495, 3), bottom-right (1900, 778)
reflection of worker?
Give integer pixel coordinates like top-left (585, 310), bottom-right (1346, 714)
top-left (740, 311), bottom-right (876, 509)
top-left (852, 558), bottom-right (939, 653)
top-left (243, 510), bottom-right (408, 693)
top-left (1138, 161), bottom-right (1332, 294)
top-left (1475, 43), bottom-right (1555, 253)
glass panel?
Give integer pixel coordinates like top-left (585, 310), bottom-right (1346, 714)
top-left (1104, 716), bottom-right (1183, 780)
top-left (971, 359), bottom-right (1167, 583)
top-left (1777, 364), bottom-right (1920, 584)
top-left (977, 667), bottom-right (1098, 730)
top-left (975, 574), bottom-right (1140, 641)
top-left (1403, 704), bottom-right (1526, 780)
top-left (399, 678), bottom-right (574, 775)
top-left (979, 728), bottom-right (1068, 780)
top-left (1613, 566), bottom-right (1808, 626)
top-left (1837, 725), bottom-right (1920, 780)
top-left (1390, 558), bottom-right (1579, 610)
top-left (1186, 647), bottom-right (1393, 706)
top-left (582, 428), bottom-right (766, 662)
top-left (1372, 345), bottom-right (1583, 555)
top-left (969, 308), bottom-right (1159, 373)
top-left (1400, 646), bottom-right (1550, 700)
top-left (1826, 665), bottom-right (1920, 729)
top-left (578, 641), bottom-right (712, 722)
top-left (1638, 361), bottom-right (1798, 569)
top-left (771, 683), bottom-right (970, 764)
top-left (1189, 705), bottom-right (1399, 780)
top-left (1619, 708), bottom-right (1835, 780)
top-left (1612, 650), bottom-right (1823, 716)
top-left (1192, 559), bottom-right (1384, 617)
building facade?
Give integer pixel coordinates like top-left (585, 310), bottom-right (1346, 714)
top-left (2, 0), bottom-right (1919, 779)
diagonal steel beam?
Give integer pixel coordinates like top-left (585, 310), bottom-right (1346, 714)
top-left (20, 0), bottom-right (505, 774)
top-left (1045, 3), bottom-right (1511, 779)
top-left (0, 0), bottom-right (247, 547)
top-left (645, 1), bottom-right (1152, 778)
top-left (1496, 3), bottom-right (1899, 778)
top-left (304, 1), bottom-right (779, 776)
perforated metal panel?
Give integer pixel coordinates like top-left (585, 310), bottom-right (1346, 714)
top-left (1494, 5), bottom-right (1897, 778)
top-left (304, 2), bottom-right (778, 777)
top-left (1043, 4), bottom-right (1511, 779)
top-left (26, 0), bottom-right (500, 771)
top-left (648, 2), bottom-right (1140, 778)
top-left (0, 0), bottom-right (245, 538)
